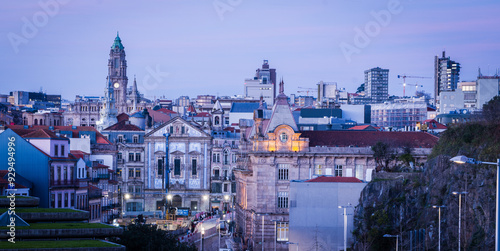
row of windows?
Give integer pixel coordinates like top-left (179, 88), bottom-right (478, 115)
top-left (79, 106), bottom-right (99, 112)
top-left (54, 144), bottom-right (66, 157)
top-left (51, 192), bottom-right (75, 208)
top-left (117, 152), bottom-right (142, 162)
top-left (50, 165), bottom-right (73, 181)
top-left (212, 152), bottom-right (237, 164)
top-left (116, 135), bottom-right (140, 143)
top-left (128, 185), bottom-right (142, 194)
top-left (211, 182), bottom-right (236, 193)
top-left (128, 168), bottom-right (141, 178)
top-left (29, 118), bottom-right (62, 126)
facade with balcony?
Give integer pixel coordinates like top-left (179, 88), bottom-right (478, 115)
top-left (210, 131), bottom-right (239, 212)
top-left (101, 120), bottom-right (145, 217)
top-left (144, 116), bottom-right (211, 216)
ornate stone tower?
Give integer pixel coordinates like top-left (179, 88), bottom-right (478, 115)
top-left (108, 32), bottom-right (128, 114)
top-left (96, 77), bottom-right (118, 132)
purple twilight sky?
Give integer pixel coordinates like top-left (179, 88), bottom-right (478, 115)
top-left (1, 0), bottom-right (500, 101)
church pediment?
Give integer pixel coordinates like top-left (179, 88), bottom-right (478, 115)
top-left (146, 117), bottom-right (210, 138)
top-left (170, 150), bottom-right (184, 155)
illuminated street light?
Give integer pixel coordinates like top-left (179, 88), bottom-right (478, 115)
top-left (451, 155), bottom-right (500, 251)
top-left (432, 205), bottom-right (446, 251)
top-left (383, 234), bottom-right (399, 251)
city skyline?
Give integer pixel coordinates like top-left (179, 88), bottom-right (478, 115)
top-left (2, 0), bottom-right (500, 101)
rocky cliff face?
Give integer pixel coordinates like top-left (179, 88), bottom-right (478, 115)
top-left (353, 155), bottom-right (497, 250)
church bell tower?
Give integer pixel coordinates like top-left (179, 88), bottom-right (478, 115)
top-left (108, 32), bottom-right (128, 114)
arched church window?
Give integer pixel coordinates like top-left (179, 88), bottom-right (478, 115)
top-left (215, 116), bottom-right (220, 125)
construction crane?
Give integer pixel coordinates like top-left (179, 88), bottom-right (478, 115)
top-left (298, 87), bottom-right (316, 96)
top-left (397, 75), bottom-right (431, 97)
top-left (407, 83), bottom-right (423, 95)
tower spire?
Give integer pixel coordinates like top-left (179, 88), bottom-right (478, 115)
top-left (279, 78), bottom-right (284, 94)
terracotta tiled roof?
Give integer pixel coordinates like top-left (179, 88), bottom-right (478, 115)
top-left (94, 163), bottom-right (109, 168)
top-left (22, 129), bottom-right (68, 140)
top-left (348, 125), bottom-right (378, 131)
top-left (117, 113), bottom-right (129, 122)
top-left (157, 108), bottom-right (177, 114)
top-left (305, 176), bottom-right (363, 183)
top-left (423, 119), bottom-right (447, 129)
top-left (300, 131), bottom-right (438, 148)
top-left (103, 120), bottom-right (143, 131)
top-left (147, 108), bottom-right (173, 123)
top-left (70, 150), bottom-right (89, 159)
top-left (7, 125), bottom-right (111, 145)
top-left (193, 112), bottom-right (211, 117)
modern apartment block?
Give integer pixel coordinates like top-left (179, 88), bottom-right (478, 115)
top-left (364, 67), bottom-right (389, 103)
top-left (434, 51), bottom-right (460, 112)
top-left (244, 60), bottom-right (276, 106)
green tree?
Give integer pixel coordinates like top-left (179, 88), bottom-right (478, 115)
top-left (356, 83), bottom-right (365, 93)
top-left (371, 141), bottom-right (397, 171)
top-left (398, 146), bottom-right (414, 167)
top-left (110, 223), bottom-right (196, 251)
top-left (482, 95), bottom-right (500, 124)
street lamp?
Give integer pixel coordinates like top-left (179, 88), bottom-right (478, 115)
top-left (383, 234), bottom-right (399, 251)
top-left (451, 155), bottom-right (500, 251)
top-left (452, 191), bottom-right (468, 251)
top-left (258, 213), bottom-right (269, 251)
top-left (271, 219), bottom-right (280, 251)
top-left (166, 194), bottom-right (173, 220)
top-left (286, 241), bottom-right (299, 251)
top-left (432, 205), bottom-right (446, 251)
top-left (201, 226), bottom-right (205, 251)
top-left (339, 204), bottom-right (353, 251)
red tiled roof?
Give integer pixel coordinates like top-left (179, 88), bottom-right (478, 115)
top-left (94, 163), bottom-right (109, 168)
top-left (306, 176), bottom-right (362, 183)
top-left (117, 113), bottom-right (129, 122)
top-left (193, 112), bottom-right (211, 117)
top-left (348, 125), bottom-right (378, 131)
top-left (300, 131), bottom-right (438, 148)
top-left (70, 150), bottom-right (89, 159)
top-left (157, 108), bottom-right (177, 114)
top-left (147, 108), bottom-right (173, 123)
top-left (7, 125), bottom-right (111, 145)
top-left (22, 129), bottom-right (68, 140)
top-left (423, 119), bottom-right (447, 129)
top-left (103, 120), bottom-right (143, 131)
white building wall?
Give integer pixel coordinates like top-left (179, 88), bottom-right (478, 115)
top-left (477, 78), bottom-right (500, 109)
top-left (289, 181), bottom-right (367, 251)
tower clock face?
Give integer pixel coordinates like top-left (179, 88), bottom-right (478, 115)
top-left (113, 82), bottom-right (120, 88)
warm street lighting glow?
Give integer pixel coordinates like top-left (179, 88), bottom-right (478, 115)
top-left (124, 193), bottom-right (131, 200)
top-left (224, 195), bottom-right (230, 201)
top-left (450, 155), bottom-right (470, 164)
top-left (167, 194), bottom-right (172, 200)
top-left (203, 195), bottom-right (209, 201)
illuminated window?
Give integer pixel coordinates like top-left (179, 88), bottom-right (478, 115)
top-left (315, 165), bottom-right (322, 175)
top-left (355, 164), bottom-right (363, 180)
top-left (277, 222), bottom-right (289, 241)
